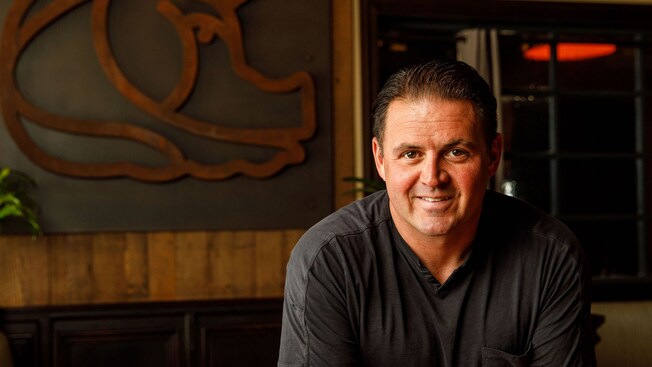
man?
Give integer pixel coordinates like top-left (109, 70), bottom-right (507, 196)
top-left (278, 59), bottom-right (593, 366)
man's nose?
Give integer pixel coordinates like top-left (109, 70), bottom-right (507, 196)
top-left (420, 156), bottom-right (449, 187)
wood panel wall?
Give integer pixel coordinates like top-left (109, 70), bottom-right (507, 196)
top-left (0, 230), bottom-right (303, 307)
top-left (0, 0), bottom-right (356, 309)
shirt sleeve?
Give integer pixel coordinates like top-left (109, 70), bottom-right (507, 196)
top-left (278, 237), bottom-right (362, 367)
top-left (529, 235), bottom-right (595, 367)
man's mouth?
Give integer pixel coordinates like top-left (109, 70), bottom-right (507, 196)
top-left (419, 196), bottom-right (451, 202)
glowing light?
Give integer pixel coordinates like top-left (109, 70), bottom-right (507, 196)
top-left (524, 43), bottom-right (617, 62)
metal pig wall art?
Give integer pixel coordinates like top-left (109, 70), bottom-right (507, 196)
top-left (0, 0), bottom-right (316, 182)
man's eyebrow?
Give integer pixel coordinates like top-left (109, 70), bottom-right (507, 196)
top-left (444, 139), bottom-right (477, 150)
top-left (391, 143), bottom-right (422, 155)
top-left (391, 139), bottom-right (477, 154)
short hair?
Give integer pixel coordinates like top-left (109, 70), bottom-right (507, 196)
top-left (372, 59), bottom-right (497, 152)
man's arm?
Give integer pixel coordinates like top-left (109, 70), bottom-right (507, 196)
top-left (530, 238), bottom-right (595, 366)
top-left (278, 239), bottom-right (361, 367)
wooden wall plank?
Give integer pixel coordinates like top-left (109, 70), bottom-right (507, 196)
top-left (255, 231), bottom-right (285, 298)
top-left (0, 229), bottom-right (305, 307)
top-left (283, 230), bottom-right (303, 261)
top-left (147, 232), bottom-right (177, 300)
top-left (232, 231), bottom-right (256, 297)
top-left (50, 234), bottom-right (94, 305)
top-left (92, 233), bottom-right (128, 303)
top-left (332, 0), bottom-right (357, 209)
top-left (208, 231), bottom-right (236, 298)
top-left (124, 232), bottom-right (149, 300)
top-left (0, 237), bottom-right (23, 306)
top-left (592, 301), bottom-right (652, 366)
top-left (15, 236), bottom-right (50, 306)
top-left (175, 231), bottom-right (209, 300)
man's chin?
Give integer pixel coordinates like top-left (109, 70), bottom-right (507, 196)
top-left (417, 220), bottom-right (453, 237)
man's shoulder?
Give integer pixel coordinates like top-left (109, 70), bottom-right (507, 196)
top-left (286, 190), bottom-right (393, 283)
top-left (478, 191), bottom-right (587, 284)
top-left (481, 190), bottom-right (580, 249)
top-left (305, 190), bottom-right (390, 241)
top-left (290, 191), bottom-right (391, 257)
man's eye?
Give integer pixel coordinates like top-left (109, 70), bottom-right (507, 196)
top-left (447, 149), bottom-right (468, 159)
top-left (402, 151), bottom-right (418, 159)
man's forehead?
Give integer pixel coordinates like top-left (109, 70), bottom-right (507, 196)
top-left (379, 98), bottom-right (486, 149)
top-left (385, 98), bottom-right (478, 128)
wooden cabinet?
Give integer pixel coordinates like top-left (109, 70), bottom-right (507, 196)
top-left (0, 299), bottom-right (282, 367)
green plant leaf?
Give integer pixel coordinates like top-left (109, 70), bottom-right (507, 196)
top-left (0, 167), bottom-right (42, 235)
top-left (342, 176), bottom-right (386, 195)
top-left (0, 203), bottom-right (23, 218)
top-left (0, 168), bottom-right (10, 181)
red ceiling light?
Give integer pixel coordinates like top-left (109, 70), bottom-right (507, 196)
top-left (523, 43), bottom-right (617, 62)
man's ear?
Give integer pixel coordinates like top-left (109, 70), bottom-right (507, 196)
top-left (372, 137), bottom-right (386, 180)
top-left (488, 133), bottom-right (503, 176)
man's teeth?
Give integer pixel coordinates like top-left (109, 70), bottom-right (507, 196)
top-left (421, 197), bottom-right (446, 202)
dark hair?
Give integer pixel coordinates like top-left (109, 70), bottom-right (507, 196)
top-left (372, 59), bottom-right (497, 151)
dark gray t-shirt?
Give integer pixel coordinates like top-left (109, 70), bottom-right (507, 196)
top-left (279, 190), bottom-right (593, 366)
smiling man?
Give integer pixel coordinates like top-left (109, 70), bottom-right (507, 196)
top-left (278, 59), bottom-right (594, 366)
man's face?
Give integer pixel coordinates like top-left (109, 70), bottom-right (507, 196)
top-left (373, 97), bottom-right (502, 243)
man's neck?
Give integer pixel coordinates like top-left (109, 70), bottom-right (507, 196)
top-left (393, 218), bottom-right (478, 285)
top-left (408, 233), bottom-right (475, 284)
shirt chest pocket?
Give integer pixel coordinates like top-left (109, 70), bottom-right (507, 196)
top-left (481, 345), bottom-right (532, 367)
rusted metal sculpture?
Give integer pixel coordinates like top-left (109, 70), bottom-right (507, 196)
top-left (0, 0), bottom-right (316, 181)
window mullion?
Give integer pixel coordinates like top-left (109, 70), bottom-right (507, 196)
top-left (549, 35), bottom-right (560, 217)
top-left (634, 35), bottom-right (648, 276)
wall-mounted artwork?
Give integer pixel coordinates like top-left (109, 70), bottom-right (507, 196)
top-left (0, 0), bottom-right (331, 232)
top-left (2, 0), bottom-right (317, 181)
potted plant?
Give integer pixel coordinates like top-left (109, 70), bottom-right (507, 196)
top-left (343, 176), bottom-right (386, 196)
top-left (0, 167), bottom-right (41, 235)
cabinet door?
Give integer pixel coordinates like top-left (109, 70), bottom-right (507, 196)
top-left (198, 310), bottom-right (282, 367)
top-left (53, 316), bottom-right (186, 367)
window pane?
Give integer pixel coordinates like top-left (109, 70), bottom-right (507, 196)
top-left (501, 157), bottom-right (551, 212)
top-left (646, 97), bottom-right (652, 265)
top-left (557, 43), bottom-right (635, 91)
top-left (499, 31), bottom-right (550, 91)
top-left (558, 96), bottom-right (636, 153)
top-left (644, 43), bottom-right (652, 91)
top-left (559, 158), bottom-right (637, 215)
top-left (567, 219), bottom-right (639, 277)
top-left (377, 19), bottom-right (458, 85)
top-left (501, 96), bottom-right (550, 152)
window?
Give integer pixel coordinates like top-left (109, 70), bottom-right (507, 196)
top-left (499, 30), bottom-right (652, 284)
top-left (366, 9), bottom-right (652, 299)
